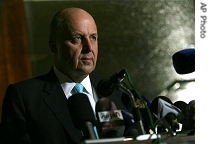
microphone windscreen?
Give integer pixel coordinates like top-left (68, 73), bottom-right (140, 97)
top-left (95, 97), bottom-right (125, 138)
top-left (121, 110), bottom-right (139, 136)
top-left (97, 80), bottom-right (114, 97)
top-left (187, 100), bottom-right (195, 120)
top-left (150, 96), bottom-right (173, 115)
top-left (151, 97), bottom-right (185, 122)
top-left (95, 97), bottom-right (117, 113)
top-left (96, 69), bottom-right (126, 97)
top-left (188, 100), bottom-right (195, 108)
top-left (67, 93), bottom-right (96, 130)
top-left (173, 101), bottom-right (187, 116)
top-left (172, 48), bottom-right (195, 74)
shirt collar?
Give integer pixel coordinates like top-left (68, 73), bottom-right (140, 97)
top-left (53, 65), bottom-right (93, 96)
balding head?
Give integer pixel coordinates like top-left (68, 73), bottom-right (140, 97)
top-left (49, 7), bottom-right (96, 43)
top-left (49, 7), bottom-right (98, 82)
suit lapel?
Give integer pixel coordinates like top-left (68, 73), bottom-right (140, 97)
top-left (89, 74), bottom-right (104, 99)
top-left (42, 68), bottom-right (82, 143)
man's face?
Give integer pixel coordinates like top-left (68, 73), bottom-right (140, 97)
top-left (53, 10), bottom-right (98, 79)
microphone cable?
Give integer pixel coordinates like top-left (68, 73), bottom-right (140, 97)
top-left (123, 69), bottom-right (161, 144)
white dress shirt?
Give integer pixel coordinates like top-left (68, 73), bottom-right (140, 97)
top-left (53, 66), bottom-right (98, 113)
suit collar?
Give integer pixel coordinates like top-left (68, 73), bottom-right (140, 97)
top-left (42, 68), bottom-right (83, 143)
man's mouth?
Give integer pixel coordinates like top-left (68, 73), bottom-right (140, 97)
top-left (81, 57), bottom-right (92, 63)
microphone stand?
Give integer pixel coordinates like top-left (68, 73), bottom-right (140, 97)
top-left (154, 117), bottom-right (176, 137)
top-left (116, 82), bottom-right (146, 135)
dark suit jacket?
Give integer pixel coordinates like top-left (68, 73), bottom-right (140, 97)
top-left (0, 67), bottom-right (127, 144)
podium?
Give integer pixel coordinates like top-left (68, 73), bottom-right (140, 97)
top-left (83, 131), bottom-right (195, 144)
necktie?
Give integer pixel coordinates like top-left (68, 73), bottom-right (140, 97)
top-left (72, 83), bottom-right (84, 94)
top-left (73, 83), bottom-right (99, 139)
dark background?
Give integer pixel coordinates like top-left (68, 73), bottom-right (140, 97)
top-left (24, 0), bottom-right (195, 102)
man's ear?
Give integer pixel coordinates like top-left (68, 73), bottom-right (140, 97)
top-left (49, 40), bottom-right (58, 55)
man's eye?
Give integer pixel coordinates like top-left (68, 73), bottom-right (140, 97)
top-left (91, 36), bottom-right (97, 41)
top-left (71, 36), bottom-right (81, 43)
top-left (90, 34), bottom-right (98, 41)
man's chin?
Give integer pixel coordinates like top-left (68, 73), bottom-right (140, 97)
top-left (79, 67), bottom-right (95, 75)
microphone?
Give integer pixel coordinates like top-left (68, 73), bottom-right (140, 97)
top-left (97, 70), bottom-right (146, 135)
top-left (95, 97), bottom-right (125, 138)
top-left (121, 110), bottom-right (139, 137)
top-left (173, 101), bottom-right (188, 116)
top-left (150, 96), bottom-right (185, 134)
top-left (172, 48), bottom-right (195, 74)
top-left (97, 69), bottom-right (126, 96)
top-left (121, 90), bottom-right (151, 111)
top-left (150, 96), bottom-right (173, 115)
top-left (173, 101), bottom-right (188, 124)
top-left (174, 100), bottom-right (195, 135)
top-left (67, 93), bottom-right (97, 140)
top-left (183, 100), bottom-right (195, 131)
top-left (188, 100), bottom-right (195, 121)
top-left (121, 91), bottom-right (152, 133)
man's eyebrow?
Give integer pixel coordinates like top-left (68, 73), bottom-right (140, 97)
top-left (92, 33), bottom-right (98, 35)
top-left (71, 31), bottom-right (82, 35)
top-left (71, 32), bottom-right (98, 37)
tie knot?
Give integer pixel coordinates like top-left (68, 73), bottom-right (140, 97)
top-left (72, 83), bottom-right (84, 94)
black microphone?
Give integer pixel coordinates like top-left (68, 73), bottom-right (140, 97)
top-left (174, 100), bottom-right (195, 135)
top-left (173, 101), bottom-right (188, 116)
top-left (188, 100), bottom-right (195, 123)
top-left (150, 96), bottom-right (185, 133)
top-left (95, 97), bottom-right (125, 138)
top-left (150, 96), bottom-right (173, 117)
top-left (97, 69), bottom-right (126, 96)
top-left (172, 48), bottom-right (195, 74)
top-left (67, 93), bottom-right (97, 140)
top-left (183, 100), bottom-right (195, 131)
top-left (173, 101), bottom-right (188, 124)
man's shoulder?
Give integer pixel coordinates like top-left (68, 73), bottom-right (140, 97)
top-left (9, 69), bottom-right (55, 88)
top-left (8, 75), bottom-right (45, 89)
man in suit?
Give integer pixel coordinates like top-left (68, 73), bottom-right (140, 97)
top-left (0, 7), bottom-right (128, 144)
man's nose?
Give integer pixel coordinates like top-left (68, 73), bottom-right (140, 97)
top-left (82, 38), bottom-right (92, 53)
